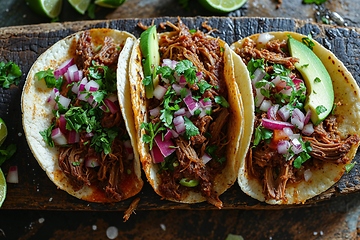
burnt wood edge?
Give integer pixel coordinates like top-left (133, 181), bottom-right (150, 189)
top-left (1, 16), bottom-right (360, 211)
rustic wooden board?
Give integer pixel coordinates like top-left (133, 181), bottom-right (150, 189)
top-left (0, 17), bottom-right (359, 211)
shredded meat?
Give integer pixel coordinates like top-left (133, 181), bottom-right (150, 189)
top-left (152, 19), bottom-right (229, 208)
top-left (235, 38), bottom-right (299, 70)
top-left (56, 30), bottom-right (134, 201)
top-left (241, 40), bottom-right (360, 201)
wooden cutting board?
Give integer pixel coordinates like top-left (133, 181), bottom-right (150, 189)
top-left (0, 17), bottom-right (359, 211)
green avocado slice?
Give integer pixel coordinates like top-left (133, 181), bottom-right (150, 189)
top-left (288, 36), bottom-right (334, 125)
top-left (139, 25), bottom-right (160, 99)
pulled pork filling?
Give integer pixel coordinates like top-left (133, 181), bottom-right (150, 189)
top-left (54, 31), bottom-right (135, 201)
top-left (145, 20), bottom-right (229, 208)
top-left (237, 37), bottom-right (360, 201)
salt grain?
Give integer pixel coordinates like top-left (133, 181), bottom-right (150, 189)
top-left (106, 226), bottom-right (118, 239)
top-left (160, 223), bottom-right (166, 231)
top-left (38, 218), bottom-right (45, 224)
top-left (92, 225), bottom-right (97, 231)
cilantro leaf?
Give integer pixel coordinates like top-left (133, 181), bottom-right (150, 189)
top-left (253, 126), bottom-right (273, 147)
top-left (141, 122), bottom-right (166, 150)
top-left (197, 80), bottom-right (212, 94)
top-left (157, 66), bottom-right (176, 83)
top-left (316, 105), bottom-right (327, 115)
top-left (40, 123), bottom-right (55, 147)
top-left (0, 61), bottom-right (22, 88)
top-left (214, 96), bottom-right (230, 108)
top-left (175, 60), bottom-right (197, 84)
top-left (303, 0), bottom-right (327, 5)
top-left (0, 144), bottom-right (17, 166)
top-left (184, 116), bottom-right (199, 140)
top-left (35, 69), bottom-right (63, 89)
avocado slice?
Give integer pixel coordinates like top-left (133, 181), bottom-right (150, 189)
top-left (139, 25), bottom-right (160, 99)
top-left (288, 36), bottom-right (334, 125)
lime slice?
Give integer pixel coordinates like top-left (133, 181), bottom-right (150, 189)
top-left (0, 169), bottom-right (7, 207)
top-left (0, 118), bottom-right (8, 147)
top-left (26, 0), bottom-right (63, 19)
top-left (198, 0), bottom-right (247, 13)
top-left (95, 0), bottom-right (126, 8)
top-left (68, 0), bottom-right (91, 14)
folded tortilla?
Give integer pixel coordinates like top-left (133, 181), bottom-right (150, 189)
top-left (22, 28), bottom-right (143, 202)
top-left (129, 20), bottom-right (248, 208)
top-left (231, 31), bottom-right (360, 204)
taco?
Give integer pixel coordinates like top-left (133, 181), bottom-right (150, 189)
top-left (21, 28), bottom-right (143, 202)
top-left (231, 31), bottom-right (360, 204)
top-left (129, 20), bottom-right (247, 208)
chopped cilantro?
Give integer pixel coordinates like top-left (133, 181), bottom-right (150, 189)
top-left (157, 66), bottom-right (176, 83)
top-left (214, 96), bottom-right (230, 108)
top-left (0, 144), bottom-right (17, 166)
top-left (141, 122), bottom-right (166, 150)
top-left (175, 60), bottom-right (197, 84)
top-left (293, 140), bottom-right (312, 168)
top-left (247, 58), bottom-right (265, 76)
top-left (35, 69), bottom-right (63, 89)
top-left (316, 105), bottom-right (327, 115)
top-left (184, 117), bottom-right (200, 140)
top-left (302, 35), bottom-right (315, 50)
top-left (142, 75), bottom-right (152, 86)
top-left (253, 126), bottom-right (273, 147)
top-left (0, 61), bottom-right (22, 88)
top-left (314, 77), bottom-right (321, 83)
top-left (197, 80), bottom-right (212, 94)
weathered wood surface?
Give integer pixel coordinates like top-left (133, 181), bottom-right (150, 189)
top-left (0, 17), bottom-right (360, 212)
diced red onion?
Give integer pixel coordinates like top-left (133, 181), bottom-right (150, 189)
top-left (257, 33), bottom-right (275, 44)
top-left (178, 75), bottom-right (187, 87)
top-left (104, 98), bottom-right (119, 114)
top-left (252, 68), bottom-right (266, 87)
top-left (85, 156), bottom-right (100, 168)
top-left (271, 75), bottom-right (282, 86)
top-left (302, 123), bottom-right (315, 136)
top-left (149, 107), bottom-right (161, 117)
top-left (170, 129), bottom-right (179, 138)
top-left (199, 98), bottom-right (212, 108)
top-left (77, 77), bottom-right (89, 101)
top-left (291, 108), bottom-right (305, 130)
top-left (304, 110), bottom-right (311, 125)
top-left (201, 153), bottom-right (212, 164)
top-left (174, 107), bottom-right (186, 117)
top-left (54, 58), bottom-right (74, 79)
top-left (154, 134), bottom-right (176, 157)
top-left (107, 94), bottom-right (118, 102)
top-left (278, 105), bottom-right (291, 121)
top-left (71, 82), bottom-right (80, 94)
top-left (150, 144), bottom-right (164, 163)
top-left (267, 104), bottom-right (279, 120)
top-left (304, 169), bottom-right (312, 182)
top-left (283, 127), bottom-right (294, 137)
top-left (67, 130), bottom-right (80, 144)
top-left (183, 95), bottom-right (199, 115)
top-left (262, 118), bottom-right (294, 130)
top-left (55, 95), bottom-right (71, 110)
top-left (73, 70), bottom-right (83, 82)
top-left (85, 80), bottom-right (99, 92)
top-left (196, 72), bottom-right (203, 81)
top-left (6, 166), bottom-right (19, 183)
top-left (291, 138), bottom-right (303, 154)
top-left (66, 64), bottom-right (79, 83)
top-left (47, 88), bottom-right (59, 105)
top-left (153, 85), bottom-right (167, 100)
top-left (162, 59), bottom-right (177, 69)
top-left (172, 84), bottom-right (182, 95)
top-left (292, 77), bottom-right (304, 90)
top-left (173, 116), bottom-right (185, 134)
top-left (58, 114), bottom-right (68, 134)
top-left (277, 140), bottom-right (290, 154)
top-left (51, 127), bottom-right (67, 145)
top-left (255, 88), bottom-right (265, 107)
top-left (259, 99), bottom-right (272, 112)
top-left (163, 129), bottom-right (173, 141)
top-left (280, 87), bottom-right (293, 96)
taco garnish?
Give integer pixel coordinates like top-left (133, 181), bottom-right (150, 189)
top-left (231, 32), bottom-right (360, 204)
top-left (22, 29), bottom-right (143, 202)
top-left (129, 19), bottom-right (245, 208)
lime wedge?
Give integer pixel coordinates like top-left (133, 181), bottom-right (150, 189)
top-left (26, 0), bottom-right (63, 19)
top-left (0, 169), bottom-right (7, 207)
top-left (68, 0), bottom-right (91, 14)
top-left (0, 118), bottom-right (8, 147)
top-left (95, 0), bottom-right (126, 8)
top-left (198, 0), bottom-right (247, 13)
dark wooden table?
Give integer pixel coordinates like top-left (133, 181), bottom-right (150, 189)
top-left (1, 1), bottom-right (360, 239)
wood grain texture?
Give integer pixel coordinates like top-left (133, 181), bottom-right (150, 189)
top-left (0, 17), bottom-right (360, 211)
